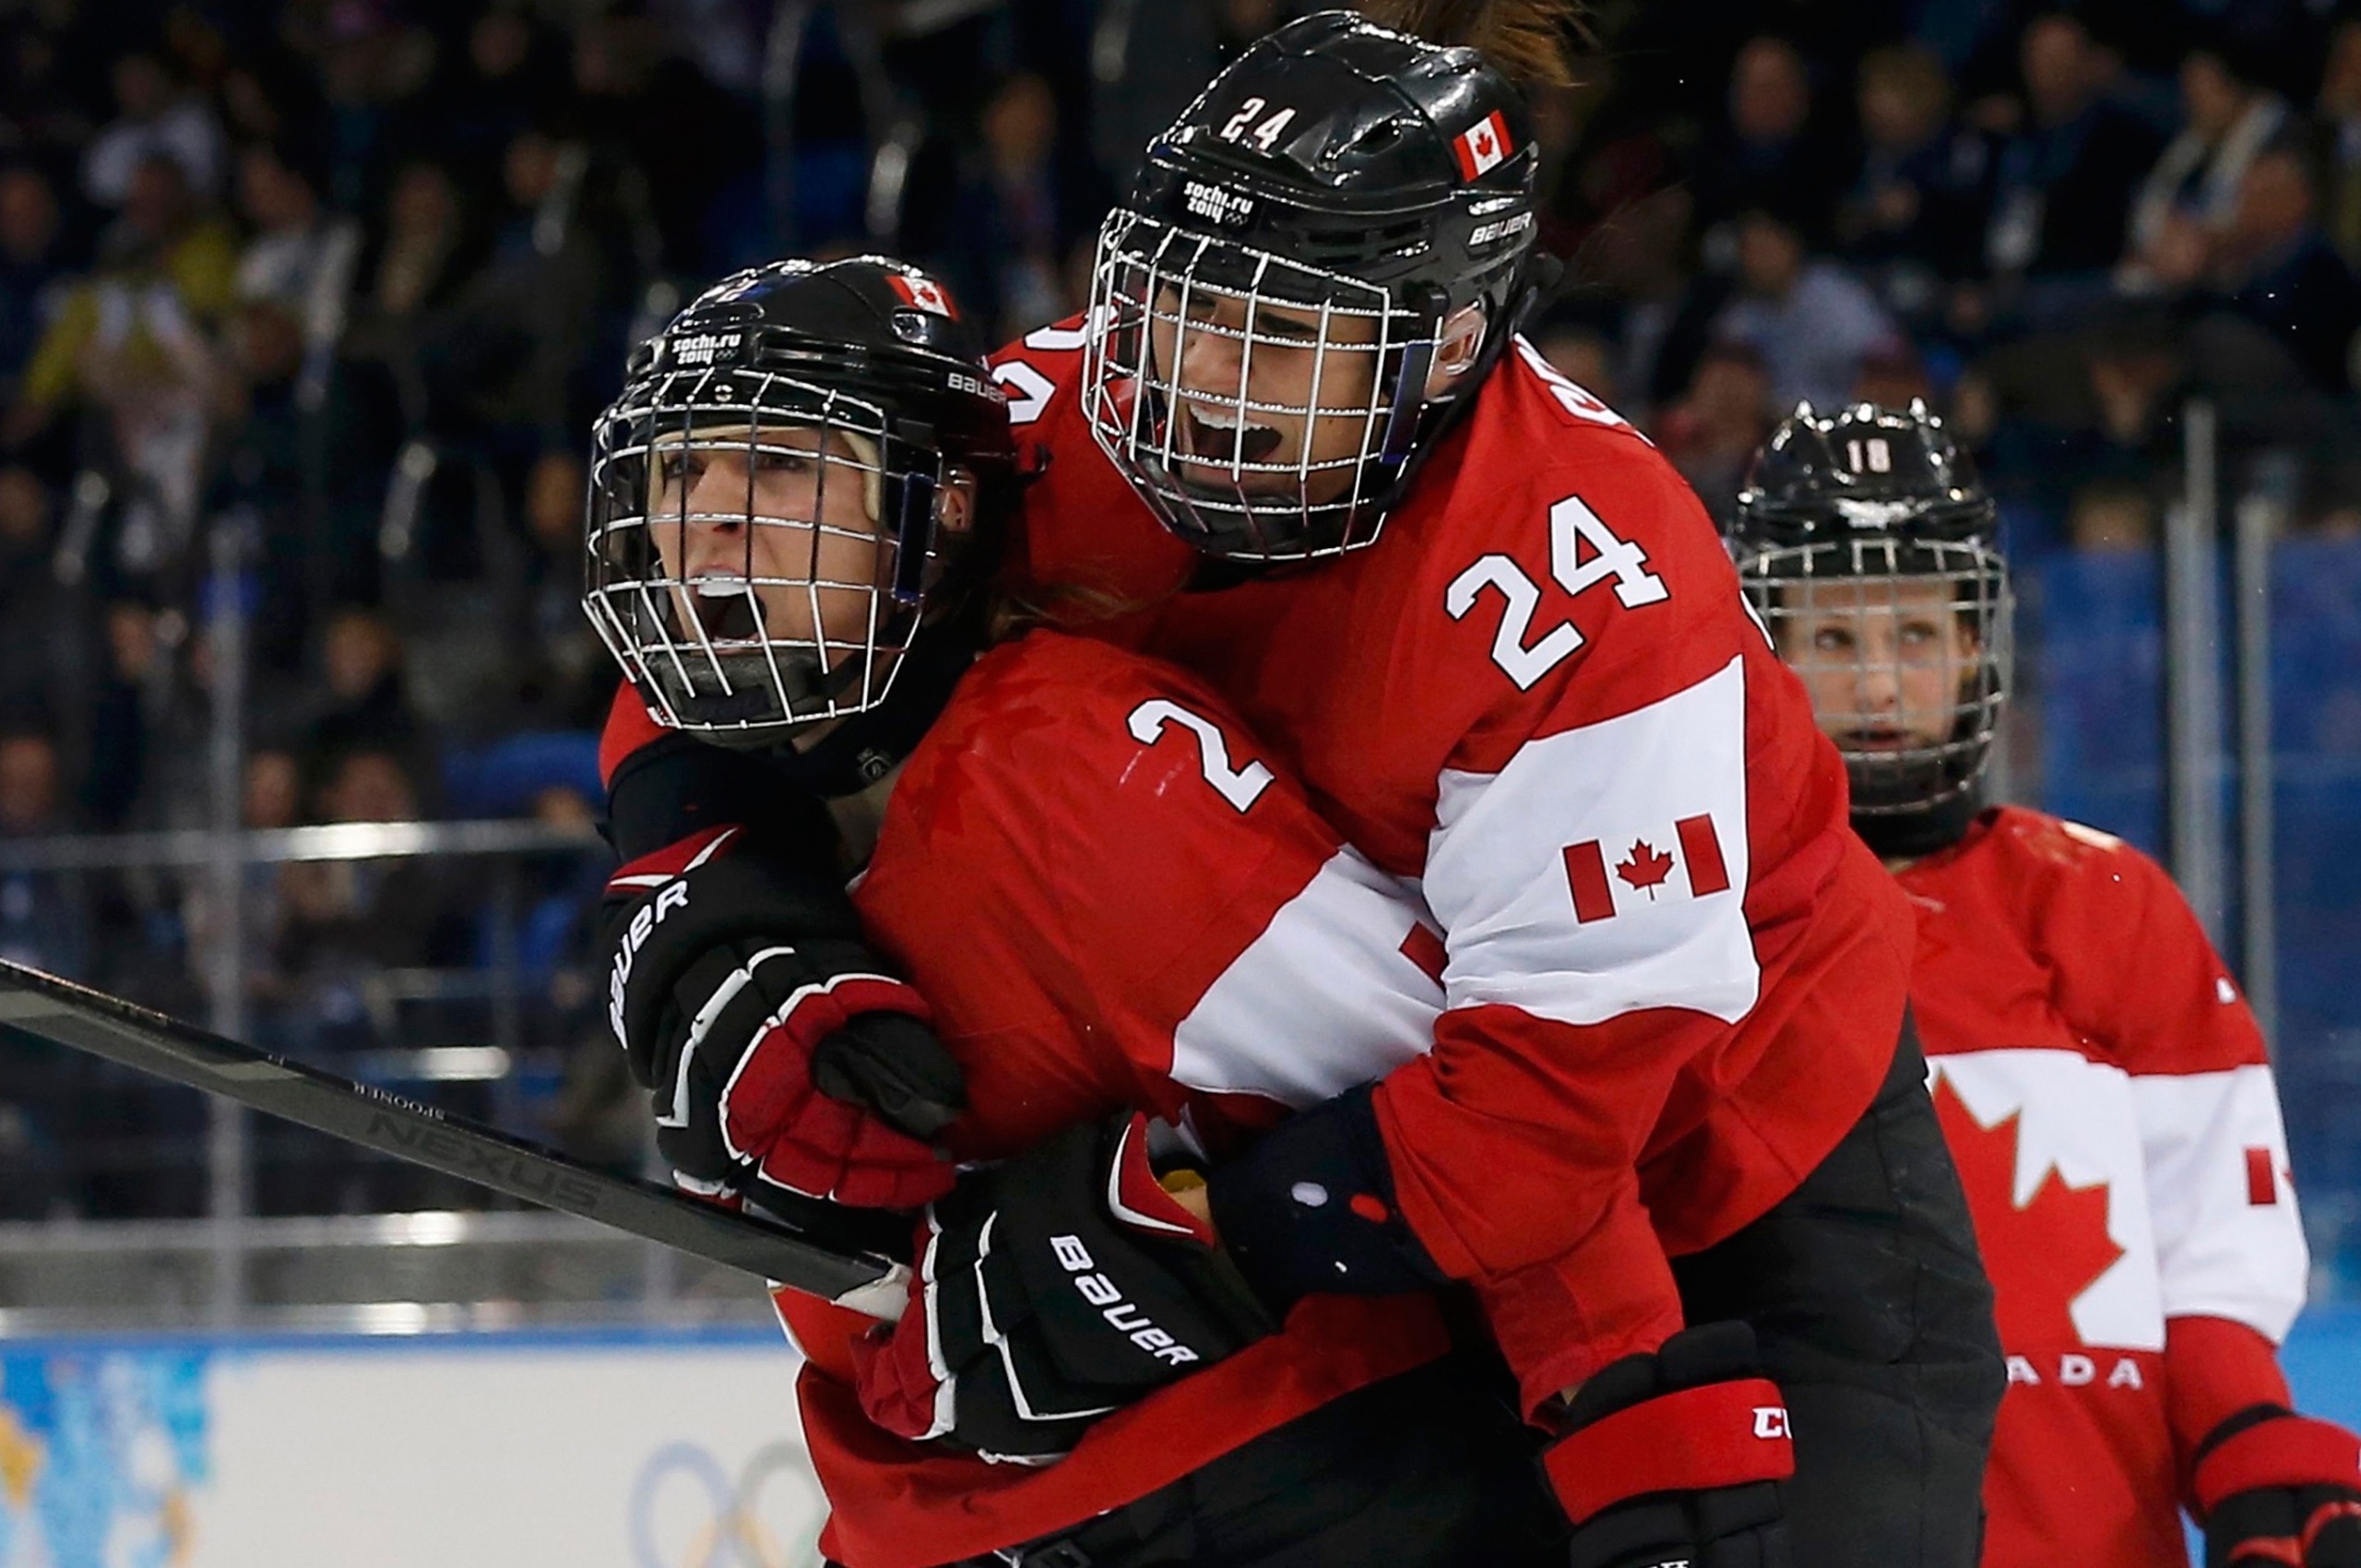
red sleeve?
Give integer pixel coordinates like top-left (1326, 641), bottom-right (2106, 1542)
top-left (2165, 1313), bottom-right (2296, 1490)
top-left (2026, 818), bottom-right (2308, 1341)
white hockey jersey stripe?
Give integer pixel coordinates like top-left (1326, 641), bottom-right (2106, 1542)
top-left (2132, 1063), bottom-right (2308, 1341)
top-left (1169, 846), bottom-right (1442, 1109)
top-left (1424, 656), bottom-right (1759, 1028)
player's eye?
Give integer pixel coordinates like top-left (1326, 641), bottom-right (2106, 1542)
top-left (1812, 625), bottom-right (1855, 654)
top-left (656, 452), bottom-right (701, 487)
top-left (751, 448), bottom-right (816, 475)
top-left (1255, 312), bottom-right (1319, 342)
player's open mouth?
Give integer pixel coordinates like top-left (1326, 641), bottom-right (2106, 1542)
top-left (1839, 726), bottom-right (1920, 752)
top-left (686, 574), bottom-right (765, 643)
top-left (1173, 400), bottom-right (1283, 467)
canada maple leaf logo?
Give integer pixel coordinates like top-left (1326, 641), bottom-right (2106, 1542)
top-left (1615, 839), bottom-right (1675, 898)
top-left (1931, 1075), bottom-right (2124, 1348)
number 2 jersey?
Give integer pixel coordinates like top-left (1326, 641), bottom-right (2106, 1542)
top-left (708, 630), bottom-right (1465, 1568)
top-left (994, 320), bottom-right (1920, 1411)
top-left (1901, 807), bottom-right (2307, 1568)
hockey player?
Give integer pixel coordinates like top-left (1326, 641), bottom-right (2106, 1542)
top-left (1728, 400), bottom-right (2361, 1568)
top-left (958, 8), bottom-right (2003, 1565)
top-left (586, 255), bottom-right (1570, 1568)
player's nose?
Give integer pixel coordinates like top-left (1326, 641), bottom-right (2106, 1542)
top-left (1174, 315), bottom-right (1244, 390)
top-left (682, 454), bottom-right (754, 525)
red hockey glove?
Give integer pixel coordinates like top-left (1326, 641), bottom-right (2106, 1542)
top-left (2194, 1406), bottom-right (2361, 1568)
top-left (602, 825), bottom-right (963, 1210)
top-left (851, 1111), bottom-right (1275, 1462)
top-left (1542, 1322), bottom-right (1795, 1568)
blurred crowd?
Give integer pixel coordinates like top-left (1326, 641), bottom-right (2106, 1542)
top-left (5, 0), bottom-right (2361, 1218)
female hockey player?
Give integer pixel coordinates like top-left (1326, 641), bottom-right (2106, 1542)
top-left (958, 7), bottom-right (2003, 1565)
top-left (586, 254), bottom-right (1571, 1568)
top-left (1728, 399), bottom-right (2361, 1568)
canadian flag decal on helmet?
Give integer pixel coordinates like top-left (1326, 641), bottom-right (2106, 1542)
top-left (1453, 111), bottom-right (1513, 180)
top-left (888, 274), bottom-right (956, 317)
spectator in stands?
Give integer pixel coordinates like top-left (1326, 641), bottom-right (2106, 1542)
top-left (430, 125), bottom-right (606, 459)
top-left (2164, 145), bottom-right (2361, 394)
top-left (2308, 18), bottom-right (2361, 268)
top-left (81, 52), bottom-right (226, 208)
top-left (233, 142), bottom-right (362, 359)
top-left (1690, 36), bottom-right (1838, 243)
top-left (341, 159), bottom-right (473, 429)
top-left (569, 7), bottom-right (758, 279)
top-left (304, 2), bottom-right (439, 217)
top-left (0, 467), bottom-right (76, 738)
top-left (1655, 340), bottom-right (1775, 523)
top-left (1982, 15), bottom-right (2164, 312)
top-left (509, 448), bottom-right (607, 731)
top-left (8, 152), bottom-right (236, 488)
top-left (2121, 45), bottom-right (2290, 295)
top-left (0, 717), bottom-right (92, 983)
top-left (1837, 43), bottom-right (1997, 319)
top-left (433, 9), bottom-right (565, 207)
top-left (1712, 206), bottom-right (1904, 411)
top-left (916, 71), bottom-right (1097, 342)
top-left (0, 165), bottom-right (69, 405)
top-left (307, 606), bottom-right (430, 776)
top-left (274, 745), bottom-right (466, 981)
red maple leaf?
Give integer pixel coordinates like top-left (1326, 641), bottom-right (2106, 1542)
top-left (1615, 839), bottom-right (1675, 898)
top-left (1931, 1075), bottom-right (2124, 1348)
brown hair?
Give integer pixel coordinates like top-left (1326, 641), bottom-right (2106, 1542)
top-left (1360, 0), bottom-right (1587, 89)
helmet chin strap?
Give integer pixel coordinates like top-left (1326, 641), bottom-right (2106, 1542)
top-left (760, 612), bottom-right (979, 798)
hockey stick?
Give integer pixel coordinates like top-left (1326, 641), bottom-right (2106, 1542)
top-left (0, 958), bottom-right (910, 1320)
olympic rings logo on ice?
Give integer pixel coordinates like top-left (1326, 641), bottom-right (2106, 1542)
top-left (628, 1438), bottom-right (830, 1568)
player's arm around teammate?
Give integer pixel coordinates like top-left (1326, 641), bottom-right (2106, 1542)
top-left (1729, 400), bottom-right (2361, 1568)
top-left (979, 10), bottom-right (2005, 1566)
top-left (582, 256), bottom-right (1570, 1568)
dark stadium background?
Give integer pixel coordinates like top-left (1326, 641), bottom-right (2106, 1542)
top-left (1, 0), bottom-right (2358, 1323)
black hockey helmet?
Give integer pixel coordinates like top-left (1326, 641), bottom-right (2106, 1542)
top-left (583, 256), bottom-right (1014, 756)
top-left (1728, 401), bottom-right (2011, 826)
top-left (1082, 9), bottom-right (1554, 562)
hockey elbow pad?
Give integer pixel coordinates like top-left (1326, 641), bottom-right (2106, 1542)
top-left (1543, 1322), bottom-right (1795, 1568)
top-left (1201, 1083), bottom-right (1450, 1316)
top-left (2193, 1405), bottom-right (2361, 1568)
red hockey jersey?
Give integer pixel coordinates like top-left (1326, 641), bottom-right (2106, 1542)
top-left (1900, 807), bottom-right (2307, 1568)
top-left (738, 631), bottom-right (1456, 1568)
top-left (990, 322), bottom-right (1916, 1409)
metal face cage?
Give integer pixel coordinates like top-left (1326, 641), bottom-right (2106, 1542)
top-left (583, 366), bottom-right (950, 743)
top-left (1738, 536), bottom-right (2013, 816)
top-left (1082, 208), bottom-right (1442, 562)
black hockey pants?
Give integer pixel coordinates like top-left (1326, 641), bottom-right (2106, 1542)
top-left (912, 1019), bottom-right (2001, 1568)
top-left (1672, 1016), bottom-right (2005, 1568)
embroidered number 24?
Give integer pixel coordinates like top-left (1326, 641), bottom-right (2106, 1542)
top-left (1444, 496), bottom-right (1669, 691)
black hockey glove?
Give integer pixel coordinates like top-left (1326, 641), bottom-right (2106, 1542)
top-left (2193, 1406), bottom-right (2361, 1568)
top-left (850, 1111), bottom-right (1276, 1461)
top-left (1542, 1322), bottom-right (1795, 1568)
top-left (601, 822), bottom-right (964, 1210)
top-left (1201, 1082), bottom-right (1452, 1314)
